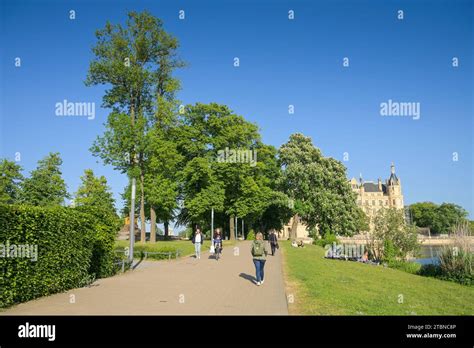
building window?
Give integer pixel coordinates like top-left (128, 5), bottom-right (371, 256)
top-left (372, 200), bottom-right (375, 206)
top-left (379, 200), bottom-right (382, 206)
top-left (393, 199), bottom-right (396, 205)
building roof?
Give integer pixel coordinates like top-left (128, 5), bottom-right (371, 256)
top-left (363, 182), bottom-right (387, 193)
top-left (388, 173), bottom-right (399, 185)
top-left (388, 163), bottom-right (399, 185)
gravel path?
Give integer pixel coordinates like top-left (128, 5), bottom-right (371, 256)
top-left (2, 241), bottom-right (288, 315)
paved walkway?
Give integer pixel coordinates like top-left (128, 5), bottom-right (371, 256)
top-left (2, 241), bottom-right (288, 315)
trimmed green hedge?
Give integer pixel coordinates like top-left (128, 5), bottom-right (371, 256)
top-left (74, 205), bottom-right (121, 278)
top-left (0, 204), bottom-right (119, 308)
top-left (246, 229), bottom-right (255, 240)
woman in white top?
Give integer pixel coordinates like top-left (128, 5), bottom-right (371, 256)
top-left (192, 228), bottom-right (203, 259)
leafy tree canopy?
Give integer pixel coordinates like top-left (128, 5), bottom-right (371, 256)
top-left (0, 159), bottom-right (23, 204)
top-left (20, 153), bottom-right (69, 207)
top-left (410, 201), bottom-right (468, 234)
top-left (278, 133), bottom-right (360, 236)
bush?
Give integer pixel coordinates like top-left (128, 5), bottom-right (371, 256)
top-left (246, 229), bottom-right (255, 240)
top-left (438, 245), bottom-right (473, 285)
top-left (314, 233), bottom-right (338, 248)
top-left (124, 244), bottom-right (182, 260)
top-left (0, 204), bottom-right (118, 308)
top-left (382, 239), bottom-right (397, 264)
top-left (388, 260), bottom-right (421, 275)
top-left (416, 222), bottom-right (472, 285)
top-left (435, 222), bottom-right (473, 285)
top-left (308, 227), bottom-right (318, 239)
top-left (368, 208), bottom-right (419, 261)
top-left (418, 263), bottom-right (443, 278)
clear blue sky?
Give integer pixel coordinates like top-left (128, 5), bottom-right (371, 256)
top-left (1, 0), bottom-right (473, 224)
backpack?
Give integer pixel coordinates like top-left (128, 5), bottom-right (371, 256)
top-left (253, 241), bottom-right (264, 257)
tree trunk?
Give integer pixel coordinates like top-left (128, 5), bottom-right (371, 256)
top-left (139, 171), bottom-right (146, 243)
top-left (150, 207), bottom-right (156, 243)
top-left (290, 214), bottom-right (299, 241)
top-left (229, 215), bottom-right (235, 240)
top-left (164, 221), bottom-right (169, 238)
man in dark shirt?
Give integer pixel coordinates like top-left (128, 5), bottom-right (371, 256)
top-left (268, 229), bottom-right (278, 256)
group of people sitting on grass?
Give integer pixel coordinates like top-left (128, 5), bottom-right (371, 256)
top-left (325, 248), bottom-right (379, 265)
top-left (291, 240), bottom-right (305, 248)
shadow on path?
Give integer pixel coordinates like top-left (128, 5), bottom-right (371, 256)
top-left (239, 272), bottom-right (255, 284)
top-left (132, 258), bottom-right (144, 270)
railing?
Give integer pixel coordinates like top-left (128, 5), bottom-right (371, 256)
top-left (143, 250), bottom-right (181, 260)
top-left (113, 249), bottom-right (183, 265)
top-left (113, 257), bottom-right (132, 273)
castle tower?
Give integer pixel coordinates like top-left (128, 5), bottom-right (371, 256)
top-left (387, 163), bottom-right (404, 208)
top-left (350, 177), bottom-right (358, 190)
top-left (359, 174), bottom-right (365, 194)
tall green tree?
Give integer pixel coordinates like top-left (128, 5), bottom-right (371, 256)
top-left (175, 103), bottom-right (275, 239)
top-left (410, 202), bottom-right (468, 234)
top-left (146, 43), bottom-right (183, 241)
top-left (278, 133), bottom-right (360, 238)
top-left (75, 169), bottom-right (116, 214)
top-left (144, 126), bottom-right (183, 241)
top-left (20, 153), bottom-right (69, 206)
top-left (74, 169), bottom-right (120, 238)
top-left (86, 11), bottom-right (184, 243)
top-left (0, 159), bottom-right (23, 204)
top-left (179, 156), bottom-right (226, 231)
top-left (233, 142), bottom-right (292, 235)
top-left (435, 203), bottom-right (468, 234)
top-left (409, 202), bottom-right (438, 231)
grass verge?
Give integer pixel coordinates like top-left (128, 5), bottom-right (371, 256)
top-left (281, 241), bottom-right (473, 315)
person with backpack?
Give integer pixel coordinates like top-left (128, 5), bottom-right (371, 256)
top-left (191, 228), bottom-right (204, 259)
top-left (251, 232), bottom-right (270, 286)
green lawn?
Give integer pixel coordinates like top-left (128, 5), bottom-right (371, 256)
top-left (114, 239), bottom-right (236, 260)
top-left (281, 241), bottom-right (474, 315)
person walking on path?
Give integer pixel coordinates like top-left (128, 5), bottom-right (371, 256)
top-left (269, 229), bottom-right (279, 256)
top-left (192, 228), bottom-right (204, 259)
top-left (251, 232), bottom-right (270, 286)
top-left (213, 228), bottom-right (223, 256)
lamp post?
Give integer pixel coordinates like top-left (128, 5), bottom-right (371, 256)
top-left (211, 207), bottom-right (214, 242)
top-left (128, 177), bottom-right (136, 264)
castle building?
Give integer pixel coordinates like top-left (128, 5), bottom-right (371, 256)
top-left (277, 215), bottom-right (310, 240)
top-left (350, 163), bottom-right (404, 227)
top-left (278, 163), bottom-right (405, 239)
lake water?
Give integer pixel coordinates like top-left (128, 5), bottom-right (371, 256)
top-left (411, 245), bottom-right (443, 265)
